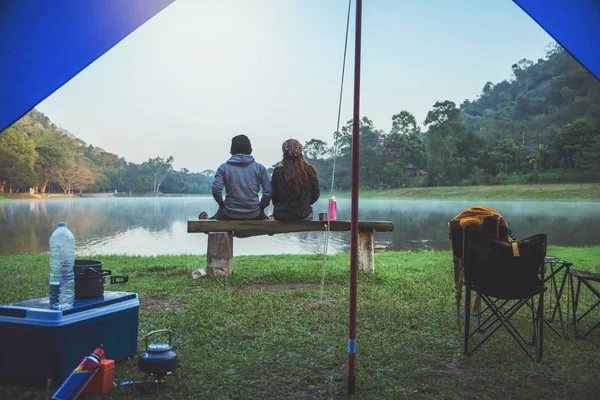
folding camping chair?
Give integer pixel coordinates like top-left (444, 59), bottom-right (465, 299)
top-left (569, 268), bottom-right (600, 338)
top-left (462, 234), bottom-right (547, 362)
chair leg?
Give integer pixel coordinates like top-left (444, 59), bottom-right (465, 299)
top-left (476, 298), bottom-right (482, 331)
top-left (583, 320), bottom-right (600, 338)
top-left (574, 280), bottom-right (582, 338)
top-left (570, 272), bottom-right (576, 326)
top-left (463, 286), bottom-right (471, 355)
top-left (574, 279), bottom-right (600, 338)
top-left (530, 298), bottom-right (536, 346)
top-left (537, 290), bottom-right (544, 362)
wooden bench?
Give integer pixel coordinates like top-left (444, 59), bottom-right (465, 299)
top-left (187, 220), bottom-right (395, 275)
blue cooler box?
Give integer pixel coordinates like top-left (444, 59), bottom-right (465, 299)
top-left (0, 291), bottom-right (139, 387)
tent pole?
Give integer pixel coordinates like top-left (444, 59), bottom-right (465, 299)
top-left (347, 0), bottom-right (362, 394)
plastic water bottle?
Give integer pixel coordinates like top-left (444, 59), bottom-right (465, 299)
top-left (49, 222), bottom-right (75, 310)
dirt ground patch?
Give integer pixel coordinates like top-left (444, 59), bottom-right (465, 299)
top-left (437, 360), bottom-right (481, 380)
top-left (139, 296), bottom-right (187, 312)
top-left (228, 283), bottom-right (319, 292)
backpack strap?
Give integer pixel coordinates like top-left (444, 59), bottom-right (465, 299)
top-left (512, 242), bottom-right (520, 257)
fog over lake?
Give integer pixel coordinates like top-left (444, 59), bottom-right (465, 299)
top-left (0, 197), bottom-right (598, 257)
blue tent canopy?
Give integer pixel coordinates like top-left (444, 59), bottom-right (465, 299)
top-left (0, 0), bottom-right (174, 132)
top-left (0, 0), bottom-right (598, 132)
top-left (514, 0), bottom-right (600, 81)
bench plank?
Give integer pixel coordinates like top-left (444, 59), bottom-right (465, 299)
top-left (188, 220), bottom-right (394, 234)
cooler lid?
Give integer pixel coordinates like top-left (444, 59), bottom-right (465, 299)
top-left (0, 291), bottom-right (138, 325)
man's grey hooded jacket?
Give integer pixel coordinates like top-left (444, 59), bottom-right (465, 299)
top-left (212, 154), bottom-right (272, 219)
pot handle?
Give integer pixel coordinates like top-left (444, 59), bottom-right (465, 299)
top-left (79, 267), bottom-right (111, 276)
top-left (109, 275), bottom-right (128, 285)
top-left (143, 329), bottom-right (172, 348)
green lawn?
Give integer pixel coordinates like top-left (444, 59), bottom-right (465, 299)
top-left (338, 183), bottom-right (600, 201)
top-left (0, 249), bottom-right (599, 399)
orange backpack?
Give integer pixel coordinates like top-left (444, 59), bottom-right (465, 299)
top-left (448, 206), bottom-right (516, 332)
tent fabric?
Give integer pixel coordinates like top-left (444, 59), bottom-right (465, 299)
top-left (513, 0), bottom-right (600, 80)
top-left (0, 0), bottom-right (174, 132)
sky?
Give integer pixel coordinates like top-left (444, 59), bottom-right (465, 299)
top-left (37, 0), bottom-right (553, 173)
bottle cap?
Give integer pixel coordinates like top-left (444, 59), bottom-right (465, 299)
top-left (330, 196), bottom-right (336, 201)
top-left (58, 222), bottom-right (67, 227)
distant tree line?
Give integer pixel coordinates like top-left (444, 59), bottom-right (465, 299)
top-left (1, 43), bottom-right (599, 195)
top-left (305, 43), bottom-right (600, 191)
top-left (0, 110), bottom-right (214, 195)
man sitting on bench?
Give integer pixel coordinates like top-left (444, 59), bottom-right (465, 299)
top-left (200, 134), bottom-right (271, 220)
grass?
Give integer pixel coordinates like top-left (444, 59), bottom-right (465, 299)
top-left (338, 183), bottom-right (600, 201)
top-left (0, 248), bottom-right (599, 399)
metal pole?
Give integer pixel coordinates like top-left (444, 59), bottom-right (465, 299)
top-left (347, 0), bottom-right (362, 394)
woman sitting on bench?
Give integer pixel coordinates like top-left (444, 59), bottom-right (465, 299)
top-left (270, 139), bottom-right (320, 221)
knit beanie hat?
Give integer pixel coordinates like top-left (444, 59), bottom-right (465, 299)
top-left (230, 134), bottom-right (252, 155)
top-left (282, 139), bottom-right (302, 158)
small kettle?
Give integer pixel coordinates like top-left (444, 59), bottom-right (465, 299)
top-left (138, 329), bottom-right (177, 378)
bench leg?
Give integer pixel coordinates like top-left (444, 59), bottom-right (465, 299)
top-left (207, 232), bottom-right (233, 275)
top-left (358, 229), bottom-right (375, 273)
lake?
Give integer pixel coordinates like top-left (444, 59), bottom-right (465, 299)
top-left (0, 197), bottom-right (598, 256)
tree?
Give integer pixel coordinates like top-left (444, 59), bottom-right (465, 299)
top-left (34, 129), bottom-right (74, 193)
top-left (424, 100), bottom-right (461, 127)
top-left (56, 163), bottom-right (78, 194)
top-left (554, 119), bottom-right (597, 169)
top-left (384, 111), bottom-right (426, 170)
top-left (72, 163), bottom-right (95, 193)
top-left (528, 144), bottom-right (549, 171)
top-left (497, 138), bottom-right (518, 173)
top-left (424, 101), bottom-right (466, 186)
top-left (482, 82), bottom-right (494, 96)
top-left (55, 160), bottom-right (95, 194)
top-left (576, 136), bottom-right (600, 178)
top-left (391, 111), bottom-right (418, 135)
top-left (0, 128), bottom-right (38, 192)
top-left (147, 156), bottom-right (174, 193)
top-left (512, 59), bottom-right (534, 94)
top-left (382, 163), bottom-right (408, 188)
top-left (337, 117), bottom-right (386, 189)
top-left (304, 139), bottom-right (330, 160)
top-left (471, 166), bottom-right (486, 185)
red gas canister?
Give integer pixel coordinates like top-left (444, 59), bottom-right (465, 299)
top-left (83, 358), bottom-right (114, 396)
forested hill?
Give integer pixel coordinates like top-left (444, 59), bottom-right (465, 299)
top-left (304, 43), bottom-right (600, 190)
top-left (461, 43), bottom-right (600, 148)
top-left (1, 109), bottom-right (215, 195)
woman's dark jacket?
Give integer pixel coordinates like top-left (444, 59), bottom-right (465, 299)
top-left (271, 166), bottom-right (320, 221)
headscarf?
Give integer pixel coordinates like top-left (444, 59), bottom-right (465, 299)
top-left (282, 139), bottom-right (302, 158)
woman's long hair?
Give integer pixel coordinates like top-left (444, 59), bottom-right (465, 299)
top-left (282, 153), bottom-right (317, 192)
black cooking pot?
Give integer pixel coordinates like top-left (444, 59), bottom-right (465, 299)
top-left (74, 259), bottom-right (129, 299)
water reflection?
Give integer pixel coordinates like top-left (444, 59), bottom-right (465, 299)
top-left (0, 197), bottom-right (598, 256)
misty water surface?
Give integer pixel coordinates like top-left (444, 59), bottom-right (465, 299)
top-left (0, 197), bottom-right (598, 257)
